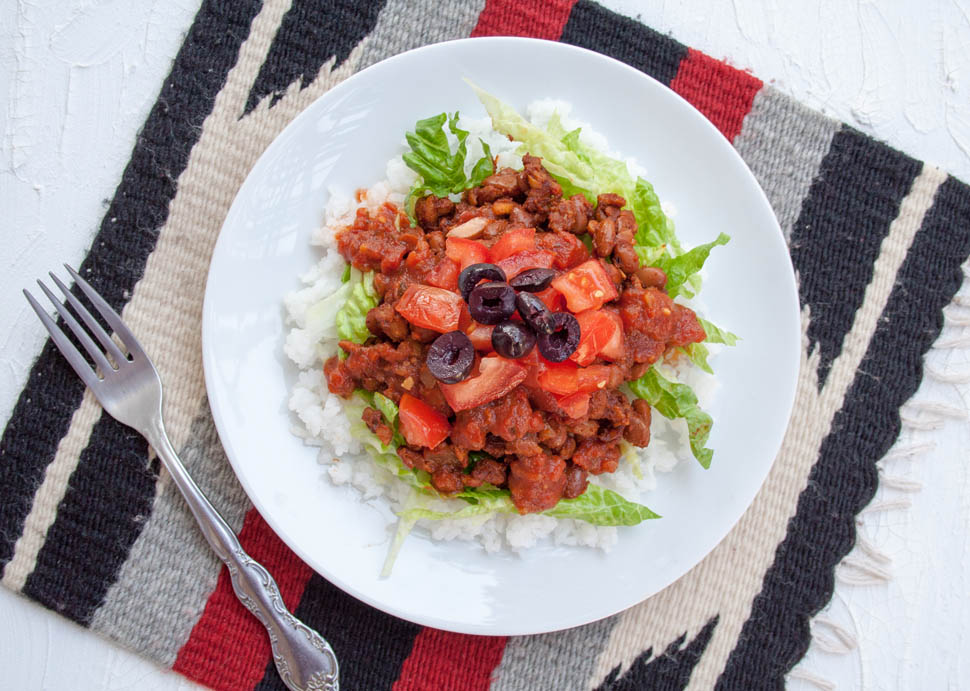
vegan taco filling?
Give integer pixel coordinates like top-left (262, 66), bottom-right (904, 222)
top-left (284, 86), bottom-right (736, 572)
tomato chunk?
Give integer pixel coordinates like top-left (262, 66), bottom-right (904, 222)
top-left (465, 322), bottom-right (495, 351)
top-left (555, 391), bottom-right (590, 419)
top-left (576, 365), bottom-right (613, 393)
top-left (394, 284), bottom-right (463, 333)
top-left (599, 309), bottom-right (625, 361)
top-left (537, 360), bottom-right (579, 396)
top-left (440, 355), bottom-right (528, 412)
top-left (536, 230), bottom-right (589, 269)
top-left (551, 259), bottom-right (619, 312)
top-left (445, 237), bottom-right (490, 271)
top-left (496, 249), bottom-right (556, 279)
top-left (534, 285), bottom-right (565, 312)
top-left (490, 227), bottom-right (536, 262)
top-left (571, 309), bottom-right (624, 366)
top-left (423, 257), bottom-right (460, 292)
top-left (399, 393), bottom-right (451, 449)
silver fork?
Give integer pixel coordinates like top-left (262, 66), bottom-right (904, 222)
top-left (25, 265), bottom-right (339, 691)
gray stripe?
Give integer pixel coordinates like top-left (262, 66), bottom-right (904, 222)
top-left (733, 86), bottom-right (840, 242)
top-left (89, 401), bottom-right (251, 666)
top-left (357, 0), bottom-right (486, 71)
top-left (491, 616), bottom-right (618, 691)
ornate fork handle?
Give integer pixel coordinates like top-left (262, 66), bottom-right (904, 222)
top-left (147, 420), bottom-right (339, 691)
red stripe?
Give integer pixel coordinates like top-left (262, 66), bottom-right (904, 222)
top-left (392, 629), bottom-right (508, 691)
top-left (670, 48), bottom-right (763, 142)
top-left (471, 0), bottom-right (577, 40)
top-left (173, 509), bottom-right (313, 691)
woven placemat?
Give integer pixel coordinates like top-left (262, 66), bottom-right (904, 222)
top-left (3, 1), bottom-right (969, 689)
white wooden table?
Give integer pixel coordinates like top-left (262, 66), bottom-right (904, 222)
top-left (2, 1), bottom-right (968, 688)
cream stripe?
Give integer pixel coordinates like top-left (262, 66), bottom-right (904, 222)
top-left (586, 164), bottom-right (948, 689)
top-left (1, 389), bottom-right (102, 589)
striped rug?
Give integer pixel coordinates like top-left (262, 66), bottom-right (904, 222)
top-left (3, 1), bottom-right (969, 689)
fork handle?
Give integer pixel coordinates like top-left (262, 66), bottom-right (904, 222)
top-left (146, 422), bottom-right (339, 691)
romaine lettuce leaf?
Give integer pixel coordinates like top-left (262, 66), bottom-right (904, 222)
top-left (680, 342), bottom-right (713, 374)
top-left (544, 484), bottom-right (659, 525)
top-left (400, 483), bottom-right (658, 527)
top-left (471, 82), bottom-right (631, 202)
top-left (628, 367), bottom-right (714, 469)
top-left (402, 112), bottom-right (494, 202)
top-left (698, 318), bottom-right (739, 346)
top-left (401, 486), bottom-right (516, 522)
top-left (334, 268), bottom-right (378, 344)
top-left (630, 176), bottom-right (679, 252)
top-left (654, 232), bottom-right (730, 298)
top-left (344, 391), bottom-right (431, 491)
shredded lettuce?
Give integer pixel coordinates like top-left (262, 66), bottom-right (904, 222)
top-left (629, 177), bottom-right (680, 252)
top-left (544, 484), bottom-right (659, 525)
top-left (471, 81), bottom-right (628, 202)
top-left (302, 277), bottom-right (354, 345)
top-left (399, 483), bottom-right (657, 526)
top-left (402, 112), bottom-right (494, 218)
top-left (654, 232), bottom-right (730, 298)
top-left (334, 268), bottom-right (378, 344)
top-left (699, 318), bottom-right (739, 346)
top-left (680, 342), bottom-right (713, 374)
top-left (344, 391), bottom-right (431, 492)
top-left (628, 367), bottom-right (714, 469)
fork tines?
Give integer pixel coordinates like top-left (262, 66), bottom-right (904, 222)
top-left (24, 265), bottom-right (140, 387)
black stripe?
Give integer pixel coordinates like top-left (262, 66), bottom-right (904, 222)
top-left (560, 0), bottom-right (688, 86)
top-left (21, 423), bottom-right (157, 623)
top-left (789, 127), bottom-right (921, 388)
top-left (242, 0), bottom-right (387, 115)
top-left (253, 573), bottom-right (421, 691)
top-left (596, 616), bottom-right (719, 691)
top-left (717, 174), bottom-right (970, 689)
top-left (0, 0), bottom-right (261, 578)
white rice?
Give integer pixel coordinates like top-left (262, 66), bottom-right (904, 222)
top-left (283, 105), bottom-right (719, 556)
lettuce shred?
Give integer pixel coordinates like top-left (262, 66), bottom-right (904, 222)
top-left (334, 268), bottom-right (378, 344)
top-left (628, 367), bottom-right (714, 469)
top-left (402, 112), bottom-right (494, 218)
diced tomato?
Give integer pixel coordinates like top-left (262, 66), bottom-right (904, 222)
top-left (440, 355), bottom-right (528, 412)
top-left (599, 310), bottom-right (625, 360)
top-left (534, 285), bottom-right (565, 312)
top-left (576, 365), bottom-right (612, 393)
top-left (537, 230), bottom-right (589, 269)
top-left (537, 360), bottom-right (611, 395)
top-left (495, 249), bottom-right (556, 279)
top-left (423, 257), bottom-right (460, 292)
top-left (570, 309), bottom-right (625, 366)
top-left (445, 237), bottom-right (490, 271)
top-left (394, 284), bottom-right (463, 333)
top-left (490, 227), bottom-right (536, 262)
top-left (465, 322), bottom-right (495, 351)
top-left (555, 391), bottom-right (590, 419)
top-left (537, 360), bottom-right (579, 396)
top-left (458, 301), bottom-right (472, 331)
top-left (398, 393), bottom-right (451, 449)
top-left (551, 259), bottom-right (619, 312)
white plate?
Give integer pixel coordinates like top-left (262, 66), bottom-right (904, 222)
top-left (202, 37), bottom-right (800, 636)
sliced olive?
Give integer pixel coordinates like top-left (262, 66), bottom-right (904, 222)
top-left (509, 268), bottom-right (557, 292)
top-left (537, 312), bottom-right (580, 362)
top-left (491, 320), bottom-right (536, 359)
top-left (458, 263), bottom-right (507, 301)
top-left (468, 282), bottom-right (516, 325)
top-left (515, 292), bottom-right (555, 335)
top-left (426, 331), bottom-right (474, 383)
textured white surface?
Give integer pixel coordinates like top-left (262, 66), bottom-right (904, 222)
top-left (1, 0), bottom-right (968, 688)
